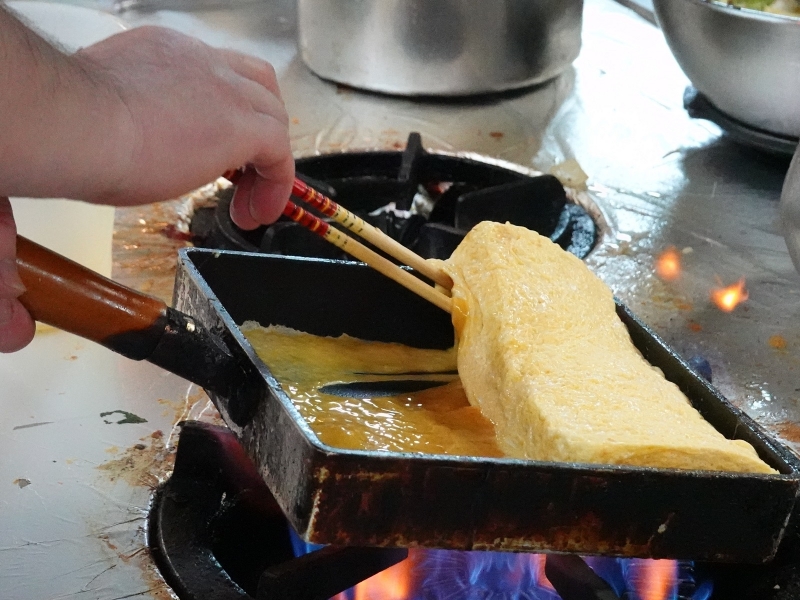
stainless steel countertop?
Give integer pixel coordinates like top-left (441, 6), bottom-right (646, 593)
top-left (1, 0), bottom-right (798, 597)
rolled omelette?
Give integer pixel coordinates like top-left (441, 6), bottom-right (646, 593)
top-left (443, 222), bottom-right (775, 473)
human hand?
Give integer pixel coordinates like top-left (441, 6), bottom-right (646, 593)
top-left (0, 20), bottom-right (294, 353)
top-left (74, 26), bottom-right (294, 227)
top-left (0, 199), bottom-right (35, 353)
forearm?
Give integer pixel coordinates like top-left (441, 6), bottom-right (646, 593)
top-left (1, 18), bottom-right (292, 217)
top-left (0, 6), bottom-right (128, 201)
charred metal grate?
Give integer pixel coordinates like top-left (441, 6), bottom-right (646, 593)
top-left (190, 132), bottom-right (597, 261)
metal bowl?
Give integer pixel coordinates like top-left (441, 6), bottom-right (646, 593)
top-left (780, 144), bottom-right (800, 273)
top-left (297, 0), bottom-right (583, 97)
top-left (653, 0), bottom-right (800, 137)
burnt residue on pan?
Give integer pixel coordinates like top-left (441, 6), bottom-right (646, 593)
top-left (172, 249), bottom-right (800, 563)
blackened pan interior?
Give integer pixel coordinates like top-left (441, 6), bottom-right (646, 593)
top-left (186, 250), bottom-right (454, 349)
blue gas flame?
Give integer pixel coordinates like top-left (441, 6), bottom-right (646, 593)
top-left (289, 529), bottom-right (713, 600)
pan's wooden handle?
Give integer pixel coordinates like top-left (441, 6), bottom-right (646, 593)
top-left (16, 235), bottom-right (170, 359)
top-left (15, 235), bottom-right (256, 424)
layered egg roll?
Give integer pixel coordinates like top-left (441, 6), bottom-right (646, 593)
top-left (443, 222), bottom-right (774, 473)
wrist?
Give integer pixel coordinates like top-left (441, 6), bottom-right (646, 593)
top-left (66, 53), bottom-right (138, 204)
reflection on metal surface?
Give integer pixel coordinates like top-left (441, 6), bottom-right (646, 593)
top-left (3, 0), bottom-right (800, 597)
top-left (710, 278), bottom-right (749, 313)
top-left (655, 246), bottom-right (682, 281)
top-left (283, 63), bottom-right (575, 163)
top-left (612, 0), bottom-right (657, 23)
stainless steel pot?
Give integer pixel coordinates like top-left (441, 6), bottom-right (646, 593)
top-left (653, 0), bottom-right (800, 137)
top-left (297, 0), bottom-right (583, 96)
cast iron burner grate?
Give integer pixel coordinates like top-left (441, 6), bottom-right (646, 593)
top-left (149, 422), bottom-right (407, 600)
top-left (190, 133), bottom-right (597, 262)
top-left (150, 422), bottom-right (767, 600)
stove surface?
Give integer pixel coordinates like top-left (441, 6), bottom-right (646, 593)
top-left (2, 0), bottom-right (799, 598)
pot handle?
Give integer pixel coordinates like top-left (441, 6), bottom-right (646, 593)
top-left (15, 235), bottom-right (244, 401)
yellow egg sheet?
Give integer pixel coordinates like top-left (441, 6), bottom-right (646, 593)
top-left (242, 324), bottom-right (502, 457)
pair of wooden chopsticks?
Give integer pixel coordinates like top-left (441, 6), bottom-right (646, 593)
top-left (223, 170), bottom-right (453, 313)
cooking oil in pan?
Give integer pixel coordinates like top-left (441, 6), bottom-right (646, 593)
top-left (241, 323), bottom-right (502, 457)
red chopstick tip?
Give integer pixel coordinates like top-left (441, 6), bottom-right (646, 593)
top-left (284, 200), bottom-right (330, 237)
top-left (292, 179), bottom-right (308, 198)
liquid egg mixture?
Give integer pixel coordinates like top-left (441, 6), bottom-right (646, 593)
top-left (241, 323), bottom-right (502, 457)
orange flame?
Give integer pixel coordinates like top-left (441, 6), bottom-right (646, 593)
top-left (710, 278), bottom-right (748, 312)
top-left (532, 554), bottom-right (555, 591)
top-left (634, 559), bottom-right (677, 600)
top-left (655, 246), bottom-right (682, 281)
top-left (334, 552), bottom-right (682, 600)
top-left (350, 550), bottom-right (413, 600)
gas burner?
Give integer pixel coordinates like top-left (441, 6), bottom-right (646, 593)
top-left (684, 87), bottom-right (799, 157)
top-left (148, 422), bottom-right (409, 600)
top-left (148, 422), bottom-right (742, 600)
top-left (190, 133), bottom-right (598, 261)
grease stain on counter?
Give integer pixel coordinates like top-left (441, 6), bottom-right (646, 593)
top-left (773, 421), bottom-right (800, 449)
top-left (96, 430), bottom-right (174, 489)
top-left (94, 517), bottom-right (178, 600)
top-left (769, 335), bottom-right (788, 350)
top-left (100, 410), bottom-right (148, 425)
top-left (96, 390), bottom-right (222, 492)
top-left (91, 385), bottom-right (223, 597)
top-left (12, 421), bottom-right (53, 430)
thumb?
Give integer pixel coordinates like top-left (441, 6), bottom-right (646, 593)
top-left (0, 198), bottom-right (35, 352)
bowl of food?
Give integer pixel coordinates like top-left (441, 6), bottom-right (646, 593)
top-left (653, 0), bottom-right (800, 138)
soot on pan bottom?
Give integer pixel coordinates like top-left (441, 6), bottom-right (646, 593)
top-left (149, 422), bottom-right (722, 600)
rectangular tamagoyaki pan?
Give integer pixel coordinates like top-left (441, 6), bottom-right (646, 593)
top-left (15, 236), bottom-right (800, 563)
top-left (172, 248), bottom-right (800, 564)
